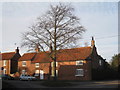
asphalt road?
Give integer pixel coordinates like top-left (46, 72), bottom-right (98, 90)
top-left (2, 79), bottom-right (119, 89)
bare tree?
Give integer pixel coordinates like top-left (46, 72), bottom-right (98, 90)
top-left (21, 3), bottom-right (86, 80)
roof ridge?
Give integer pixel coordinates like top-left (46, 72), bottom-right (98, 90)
top-left (59, 46), bottom-right (91, 50)
top-left (25, 46), bottom-right (92, 54)
top-left (1, 52), bottom-right (15, 54)
top-left (24, 52), bottom-right (37, 54)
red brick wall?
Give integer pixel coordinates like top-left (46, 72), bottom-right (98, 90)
top-left (18, 60), bottom-right (35, 76)
top-left (57, 60), bottom-right (91, 80)
top-left (0, 60), bottom-right (11, 75)
top-left (0, 60), bottom-right (2, 75)
top-left (11, 53), bottom-right (21, 74)
top-left (90, 46), bottom-right (102, 69)
top-left (0, 53), bottom-right (21, 75)
top-left (34, 63), bottom-right (51, 79)
top-left (18, 60), bottom-right (92, 81)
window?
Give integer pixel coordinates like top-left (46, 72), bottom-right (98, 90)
top-left (35, 63), bottom-right (39, 68)
top-left (56, 70), bottom-right (58, 76)
top-left (35, 70), bottom-right (39, 76)
top-left (22, 61), bottom-right (26, 67)
top-left (75, 69), bottom-right (84, 76)
top-left (99, 60), bottom-right (102, 66)
top-left (51, 70), bottom-right (58, 77)
top-left (51, 62), bottom-right (58, 67)
top-left (22, 70), bottom-right (26, 74)
top-left (76, 60), bottom-right (84, 65)
top-left (3, 60), bottom-right (7, 66)
top-left (56, 62), bottom-right (58, 67)
top-left (3, 69), bottom-right (6, 74)
top-left (51, 69), bottom-right (54, 77)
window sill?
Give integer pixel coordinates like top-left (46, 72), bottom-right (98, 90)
top-left (76, 64), bottom-right (83, 66)
top-left (22, 65), bottom-right (26, 67)
top-left (75, 75), bottom-right (83, 77)
top-left (34, 75), bottom-right (39, 76)
top-left (35, 67), bottom-right (39, 68)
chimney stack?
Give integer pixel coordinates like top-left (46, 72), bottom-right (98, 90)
top-left (15, 47), bottom-right (19, 53)
top-left (49, 43), bottom-right (53, 53)
top-left (91, 36), bottom-right (95, 47)
top-left (35, 44), bottom-right (40, 53)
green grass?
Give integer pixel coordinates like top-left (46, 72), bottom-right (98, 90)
top-left (41, 80), bottom-right (73, 87)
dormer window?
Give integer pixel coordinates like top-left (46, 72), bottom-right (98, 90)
top-left (22, 61), bottom-right (26, 67)
top-left (76, 60), bottom-right (84, 65)
top-left (35, 63), bottom-right (39, 68)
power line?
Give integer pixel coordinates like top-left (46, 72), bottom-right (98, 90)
top-left (82, 35), bottom-right (119, 40)
top-left (96, 35), bottom-right (119, 39)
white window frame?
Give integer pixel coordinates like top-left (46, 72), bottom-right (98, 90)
top-left (51, 70), bottom-right (58, 77)
top-left (3, 60), bottom-right (7, 66)
top-left (76, 60), bottom-right (84, 65)
top-left (35, 70), bottom-right (39, 76)
top-left (22, 61), bottom-right (26, 67)
top-left (56, 62), bottom-right (58, 67)
top-left (22, 70), bottom-right (26, 75)
top-left (56, 70), bottom-right (58, 76)
top-left (75, 69), bottom-right (84, 76)
top-left (51, 62), bottom-right (58, 67)
top-left (3, 68), bottom-right (6, 74)
top-left (35, 63), bottom-right (39, 68)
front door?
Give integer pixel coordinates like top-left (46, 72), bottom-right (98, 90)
top-left (40, 70), bottom-right (44, 80)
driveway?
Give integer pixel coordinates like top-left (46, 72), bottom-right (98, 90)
top-left (2, 80), bottom-right (119, 89)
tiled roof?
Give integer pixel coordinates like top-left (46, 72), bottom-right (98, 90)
top-left (32, 46), bottom-right (92, 63)
top-left (18, 53), bottom-right (36, 61)
top-left (19, 46), bottom-right (92, 63)
top-left (56, 46), bottom-right (92, 61)
top-left (0, 52), bottom-right (16, 60)
top-left (32, 52), bottom-right (50, 63)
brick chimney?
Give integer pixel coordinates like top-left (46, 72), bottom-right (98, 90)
top-left (15, 47), bottom-right (19, 53)
top-left (49, 43), bottom-right (53, 53)
top-left (91, 36), bottom-right (95, 47)
top-left (35, 44), bottom-right (40, 53)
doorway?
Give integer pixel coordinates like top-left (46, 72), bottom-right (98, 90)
top-left (40, 70), bottom-right (44, 79)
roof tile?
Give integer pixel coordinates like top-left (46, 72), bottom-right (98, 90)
top-left (18, 53), bottom-right (36, 61)
top-left (19, 47), bottom-right (92, 63)
top-left (0, 52), bottom-right (16, 60)
top-left (32, 46), bottom-right (92, 63)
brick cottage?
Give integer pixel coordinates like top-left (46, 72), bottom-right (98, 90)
top-left (18, 37), bottom-right (105, 80)
top-left (0, 47), bottom-right (21, 75)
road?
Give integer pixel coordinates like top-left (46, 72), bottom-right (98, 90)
top-left (2, 80), bottom-right (119, 89)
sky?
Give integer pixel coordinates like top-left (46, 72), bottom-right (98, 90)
top-left (0, 0), bottom-right (119, 62)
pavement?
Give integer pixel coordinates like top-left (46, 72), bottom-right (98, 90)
top-left (1, 79), bottom-right (119, 89)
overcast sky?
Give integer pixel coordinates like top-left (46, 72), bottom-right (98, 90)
top-left (0, 1), bottom-right (118, 62)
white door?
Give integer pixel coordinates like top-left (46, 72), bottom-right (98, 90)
top-left (40, 70), bottom-right (44, 80)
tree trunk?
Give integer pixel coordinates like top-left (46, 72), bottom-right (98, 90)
top-left (53, 14), bottom-right (57, 81)
top-left (53, 57), bottom-right (57, 81)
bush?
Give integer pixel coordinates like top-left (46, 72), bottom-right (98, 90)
top-left (14, 72), bottom-right (20, 77)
